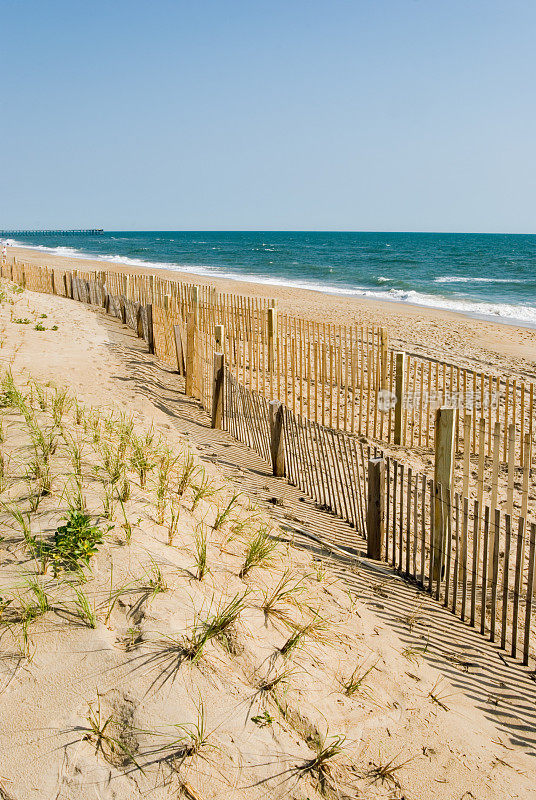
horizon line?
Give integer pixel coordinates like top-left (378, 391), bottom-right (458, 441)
top-left (4, 229), bottom-right (536, 236)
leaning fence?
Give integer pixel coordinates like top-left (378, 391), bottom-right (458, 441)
top-left (6, 255), bottom-right (535, 525)
top-left (218, 365), bottom-right (536, 668)
top-left (2, 255), bottom-right (535, 668)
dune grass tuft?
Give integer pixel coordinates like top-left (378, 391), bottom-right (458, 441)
top-left (182, 593), bottom-right (248, 663)
top-left (239, 526), bottom-right (279, 579)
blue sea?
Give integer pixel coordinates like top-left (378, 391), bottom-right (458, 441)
top-left (2, 231), bottom-right (536, 327)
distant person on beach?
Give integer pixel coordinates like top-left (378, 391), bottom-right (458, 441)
top-left (1, 245), bottom-right (6, 262)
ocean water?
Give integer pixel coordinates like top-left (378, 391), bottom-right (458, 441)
top-left (3, 230), bottom-right (536, 327)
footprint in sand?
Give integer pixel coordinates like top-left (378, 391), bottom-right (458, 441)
top-left (108, 597), bottom-right (147, 651)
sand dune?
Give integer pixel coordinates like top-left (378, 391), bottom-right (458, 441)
top-left (0, 278), bottom-right (534, 798)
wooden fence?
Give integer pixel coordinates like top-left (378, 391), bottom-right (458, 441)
top-left (218, 364), bottom-right (536, 669)
top-left (4, 256), bottom-right (536, 517)
top-left (2, 255), bottom-right (535, 668)
top-left (6, 257), bottom-right (535, 447)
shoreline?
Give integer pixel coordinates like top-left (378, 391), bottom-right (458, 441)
top-left (7, 240), bottom-right (536, 330)
top-left (7, 243), bottom-right (536, 378)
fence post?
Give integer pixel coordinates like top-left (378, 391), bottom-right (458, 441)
top-left (267, 306), bottom-right (277, 372)
top-left (98, 271), bottom-right (106, 306)
top-left (433, 406), bottom-right (456, 581)
top-left (269, 400), bottom-right (285, 477)
top-left (367, 457), bottom-right (385, 559)
top-left (173, 324), bottom-right (186, 375)
top-left (394, 352), bottom-right (406, 445)
top-left (163, 293), bottom-right (170, 312)
top-left (215, 323), bottom-right (224, 351)
top-left (145, 304), bottom-right (155, 354)
top-left (211, 353), bottom-right (225, 429)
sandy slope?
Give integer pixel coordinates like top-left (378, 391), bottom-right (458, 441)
top-left (0, 282), bottom-right (534, 799)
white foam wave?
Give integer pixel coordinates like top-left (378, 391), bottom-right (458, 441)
top-left (377, 276), bottom-right (392, 283)
top-left (435, 276), bottom-right (528, 284)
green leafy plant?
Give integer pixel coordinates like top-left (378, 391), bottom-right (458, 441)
top-left (34, 323), bottom-right (46, 331)
top-left (41, 510), bottom-right (104, 575)
top-left (13, 317), bottom-right (30, 325)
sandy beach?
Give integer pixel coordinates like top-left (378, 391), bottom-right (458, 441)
top-left (4, 0), bottom-right (536, 796)
top-left (8, 244), bottom-right (536, 381)
top-left (0, 278), bottom-right (534, 799)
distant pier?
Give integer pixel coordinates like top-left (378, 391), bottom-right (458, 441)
top-left (0, 229), bottom-right (104, 236)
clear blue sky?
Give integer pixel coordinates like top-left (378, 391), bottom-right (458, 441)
top-left (1, 0), bottom-right (534, 232)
